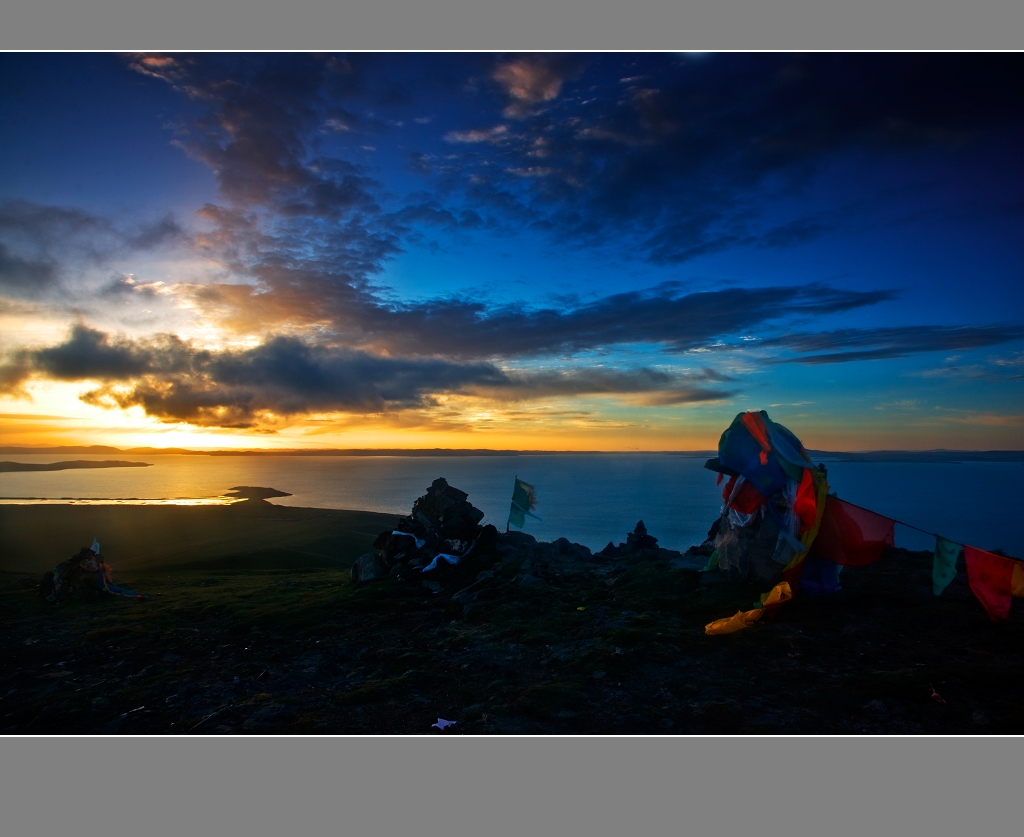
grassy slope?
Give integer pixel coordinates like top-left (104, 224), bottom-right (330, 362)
top-left (0, 501), bottom-right (397, 573)
top-left (2, 502), bottom-right (1023, 735)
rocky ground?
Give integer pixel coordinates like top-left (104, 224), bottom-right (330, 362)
top-left (3, 511), bottom-right (1023, 734)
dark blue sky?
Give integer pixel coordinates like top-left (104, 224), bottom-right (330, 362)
top-left (1, 53), bottom-right (1022, 450)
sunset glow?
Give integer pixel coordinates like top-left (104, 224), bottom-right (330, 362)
top-left (2, 54), bottom-right (1022, 452)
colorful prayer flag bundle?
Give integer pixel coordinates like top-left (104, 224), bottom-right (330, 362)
top-left (703, 411), bottom-right (1023, 632)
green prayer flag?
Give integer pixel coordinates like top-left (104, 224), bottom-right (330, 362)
top-left (933, 535), bottom-right (961, 596)
top-left (508, 477), bottom-right (540, 530)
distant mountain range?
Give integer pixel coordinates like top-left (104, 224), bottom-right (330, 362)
top-left (1, 446), bottom-right (1022, 463)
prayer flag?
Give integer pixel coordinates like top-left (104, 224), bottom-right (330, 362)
top-left (964, 546), bottom-right (1016, 621)
top-left (792, 467), bottom-right (818, 533)
top-left (933, 536), bottom-right (961, 596)
top-left (721, 475), bottom-right (766, 514)
top-left (508, 477), bottom-right (541, 530)
top-left (705, 582), bottom-right (792, 635)
top-left (811, 496), bottom-right (895, 567)
top-left (781, 468), bottom-right (830, 589)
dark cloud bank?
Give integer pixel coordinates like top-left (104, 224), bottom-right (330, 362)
top-left (9, 312), bottom-right (1023, 428)
top-left (3, 325), bottom-right (738, 425)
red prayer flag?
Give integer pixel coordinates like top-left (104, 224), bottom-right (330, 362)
top-left (741, 411), bottom-right (772, 453)
top-left (811, 496), bottom-right (895, 567)
top-left (793, 468), bottom-right (817, 533)
top-left (964, 546), bottom-right (1016, 621)
top-left (722, 475), bottom-right (766, 514)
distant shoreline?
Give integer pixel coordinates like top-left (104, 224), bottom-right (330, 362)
top-left (2, 446), bottom-right (1024, 464)
top-left (0, 460), bottom-right (153, 473)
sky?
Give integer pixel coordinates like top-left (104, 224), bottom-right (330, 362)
top-left (0, 52), bottom-right (1022, 452)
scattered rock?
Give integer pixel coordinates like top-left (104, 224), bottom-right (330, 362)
top-left (242, 703), bottom-right (294, 730)
top-left (669, 554), bottom-right (711, 571)
top-left (351, 552), bottom-right (387, 582)
top-left (453, 576), bottom-right (498, 605)
top-left (461, 602), bottom-right (489, 621)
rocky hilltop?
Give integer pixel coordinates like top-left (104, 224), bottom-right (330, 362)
top-left (351, 478), bottom-right (711, 609)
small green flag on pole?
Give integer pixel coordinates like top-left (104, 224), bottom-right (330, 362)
top-left (933, 535), bottom-right (962, 596)
top-left (508, 476), bottom-right (541, 530)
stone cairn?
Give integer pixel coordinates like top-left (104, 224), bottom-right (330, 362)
top-left (594, 520), bottom-right (660, 560)
top-left (352, 478), bottom-right (497, 582)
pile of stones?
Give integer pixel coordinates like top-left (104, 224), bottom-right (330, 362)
top-left (351, 478), bottom-right (497, 582)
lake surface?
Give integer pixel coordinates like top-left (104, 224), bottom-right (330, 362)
top-left (1, 453), bottom-right (1021, 557)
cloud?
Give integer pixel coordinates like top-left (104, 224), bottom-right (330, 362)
top-left (102, 275), bottom-right (169, 298)
top-left (443, 53), bottom-right (1024, 263)
top-left (493, 55), bottom-right (585, 118)
top-left (763, 325), bottom-right (1024, 364)
top-left (131, 55), bottom-right (384, 221)
top-left (12, 324), bottom-right (743, 427)
top-left (183, 272), bottom-right (895, 362)
top-left (875, 400), bottom-right (919, 411)
top-left (0, 352), bottom-right (33, 396)
top-left (472, 365), bottom-right (735, 404)
top-left (938, 410), bottom-right (1024, 427)
top-left (0, 244), bottom-right (58, 294)
top-left (0, 200), bottom-right (186, 298)
top-left (445, 125), bottom-right (509, 144)
top-left (31, 324), bottom-right (193, 381)
top-left (21, 325), bottom-right (506, 427)
top-left (918, 349), bottom-right (1024, 382)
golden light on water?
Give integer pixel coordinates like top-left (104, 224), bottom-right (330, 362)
top-left (0, 497), bottom-right (243, 506)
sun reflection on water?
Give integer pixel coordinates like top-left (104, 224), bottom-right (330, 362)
top-left (0, 496), bottom-right (244, 506)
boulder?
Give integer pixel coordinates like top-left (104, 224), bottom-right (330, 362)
top-left (504, 530), bottom-right (537, 548)
top-left (518, 573), bottom-right (546, 587)
top-left (351, 552), bottom-right (388, 582)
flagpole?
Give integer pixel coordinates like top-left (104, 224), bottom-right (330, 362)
top-left (506, 475), bottom-right (516, 533)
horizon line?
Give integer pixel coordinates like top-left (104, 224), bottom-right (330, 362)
top-left (3, 445), bottom-right (1024, 458)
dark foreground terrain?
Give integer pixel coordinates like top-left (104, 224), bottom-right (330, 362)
top-left (2, 500), bottom-right (1022, 735)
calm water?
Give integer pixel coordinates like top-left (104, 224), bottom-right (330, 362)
top-left (2, 454), bottom-right (1022, 557)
